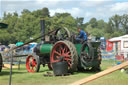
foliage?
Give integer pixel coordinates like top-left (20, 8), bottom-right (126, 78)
top-left (0, 7), bottom-right (128, 44)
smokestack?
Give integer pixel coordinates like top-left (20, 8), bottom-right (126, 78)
top-left (40, 18), bottom-right (45, 41)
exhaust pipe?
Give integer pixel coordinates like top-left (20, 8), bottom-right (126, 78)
top-left (40, 18), bottom-right (45, 41)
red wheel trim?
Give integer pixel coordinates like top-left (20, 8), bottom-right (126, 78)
top-left (51, 42), bottom-right (72, 67)
top-left (26, 55), bottom-right (37, 73)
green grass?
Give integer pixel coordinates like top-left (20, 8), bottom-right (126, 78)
top-left (0, 61), bottom-right (128, 85)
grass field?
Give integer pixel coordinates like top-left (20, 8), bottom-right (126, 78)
top-left (0, 61), bottom-right (128, 85)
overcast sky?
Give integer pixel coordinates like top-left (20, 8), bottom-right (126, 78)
top-left (0, 0), bottom-right (128, 22)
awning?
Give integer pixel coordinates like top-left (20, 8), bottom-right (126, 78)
top-left (16, 42), bottom-right (24, 46)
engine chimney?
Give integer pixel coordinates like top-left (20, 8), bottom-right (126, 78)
top-left (40, 18), bottom-right (45, 41)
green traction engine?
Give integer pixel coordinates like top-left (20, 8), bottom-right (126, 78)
top-left (26, 19), bottom-right (102, 73)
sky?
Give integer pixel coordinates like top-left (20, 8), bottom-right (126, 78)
top-left (0, 0), bottom-right (128, 22)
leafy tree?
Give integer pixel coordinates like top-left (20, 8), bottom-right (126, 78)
top-left (109, 14), bottom-right (121, 31)
top-left (85, 24), bottom-right (104, 38)
top-left (21, 9), bottom-right (31, 15)
top-left (97, 19), bottom-right (106, 29)
top-left (76, 17), bottom-right (84, 28)
top-left (13, 12), bottom-right (18, 17)
top-left (121, 14), bottom-right (128, 34)
top-left (104, 21), bottom-right (113, 33)
top-left (49, 13), bottom-right (77, 32)
top-left (89, 17), bottom-right (97, 28)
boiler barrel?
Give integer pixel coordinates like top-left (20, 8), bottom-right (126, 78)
top-left (40, 44), bottom-right (53, 54)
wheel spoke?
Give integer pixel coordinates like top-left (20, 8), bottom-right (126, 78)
top-left (52, 60), bottom-right (60, 63)
top-left (64, 58), bottom-right (71, 61)
top-left (67, 51), bottom-right (70, 54)
top-left (65, 55), bottom-right (72, 57)
top-left (59, 50), bottom-right (61, 54)
top-left (54, 51), bottom-right (61, 56)
top-left (62, 47), bottom-right (65, 53)
top-left (33, 61), bottom-right (36, 66)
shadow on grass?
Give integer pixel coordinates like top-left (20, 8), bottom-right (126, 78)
top-left (39, 69), bottom-right (52, 73)
top-left (39, 66), bottom-right (52, 72)
top-left (0, 71), bottom-right (27, 76)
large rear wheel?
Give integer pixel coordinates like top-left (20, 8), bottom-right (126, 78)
top-left (80, 42), bottom-right (94, 64)
top-left (26, 54), bottom-right (40, 73)
top-left (91, 47), bottom-right (102, 71)
top-left (50, 40), bottom-right (78, 72)
top-left (0, 54), bottom-right (2, 72)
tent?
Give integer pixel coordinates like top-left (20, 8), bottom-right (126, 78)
top-left (109, 37), bottom-right (122, 42)
top-left (16, 42), bottom-right (24, 46)
top-left (109, 34), bottom-right (128, 42)
top-left (108, 35), bottom-right (128, 60)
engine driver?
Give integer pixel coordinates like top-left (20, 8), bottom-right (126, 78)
top-left (76, 28), bottom-right (88, 43)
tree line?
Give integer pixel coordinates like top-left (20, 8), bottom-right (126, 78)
top-left (0, 7), bottom-right (128, 45)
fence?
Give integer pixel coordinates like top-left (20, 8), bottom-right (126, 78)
top-left (101, 50), bottom-right (128, 61)
top-left (1, 47), bottom-right (33, 64)
top-left (101, 50), bottom-right (115, 61)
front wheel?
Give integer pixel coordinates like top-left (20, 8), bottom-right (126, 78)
top-left (26, 54), bottom-right (40, 73)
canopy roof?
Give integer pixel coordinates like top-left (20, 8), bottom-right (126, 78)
top-left (16, 42), bottom-right (24, 46)
top-left (109, 35), bottom-right (128, 42)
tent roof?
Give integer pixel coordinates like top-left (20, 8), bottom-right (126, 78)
top-left (109, 37), bottom-right (121, 42)
top-left (109, 35), bottom-right (128, 42)
top-left (16, 42), bottom-right (24, 46)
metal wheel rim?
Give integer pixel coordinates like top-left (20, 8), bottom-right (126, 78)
top-left (26, 55), bottom-right (38, 73)
top-left (51, 42), bottom-right (72, 67)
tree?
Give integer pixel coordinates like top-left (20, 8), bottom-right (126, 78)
top-left (104, 21), bottom-right (113, 33)
top-left (89, 17), bottom-right (97, 28)
top-left (76, 17), bottom-right (84, 28)
top-left (109, 14), bottom-right (121, 31)
top-left (121, 14), bottom-right (128, 34)
top-left (85, 24), bottom-right (104, 38)
top-left (49, 13), bottom-right (77, 32)
top-left (97, 19), bottom-right (106, 29)
top-left (21, 9), bottom-right (31, 15)
top-left (13, 12), bottom-right (18, 17)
